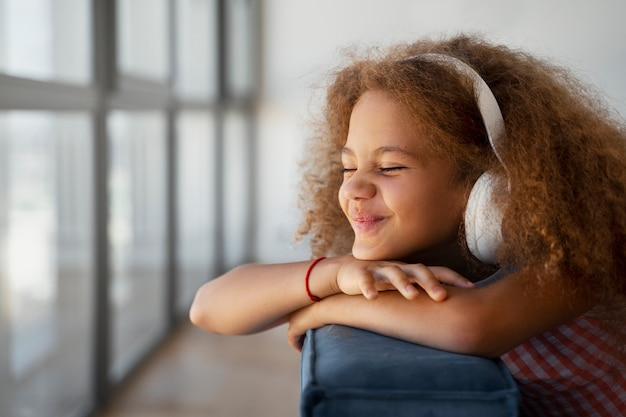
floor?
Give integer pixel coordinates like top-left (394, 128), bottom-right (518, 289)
top-left (97, 322), bottom-right (301, 417)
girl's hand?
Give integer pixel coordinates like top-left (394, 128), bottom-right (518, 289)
top-left (335, 260), bottom-right (474, 301)
top-left (287, 303), bottom-right (322, 352)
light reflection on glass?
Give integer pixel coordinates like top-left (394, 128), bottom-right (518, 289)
top-left (107, 111), bottom-right (167, 382)
top-left (222, 109), bottom-right (251, 270)
top-left (226, 0), bottom-right (255, 97)
top-left (176, 111), bottom-right (217, 315)
top-left (175, 0), bottom-right (219, 101)
top-left (0, 0), bottom-right (92, 83)
top-left (116, 0), bottom-right (169, 82)
top-left (0, 111), bottom-right (94, 417)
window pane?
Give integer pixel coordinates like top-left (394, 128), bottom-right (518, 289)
top-left (108, 111), bottom-right (167, 382)
top-left (0, 0), bottom-right (92, 84)
top-left (176, 111), bottom-right (217, 315)
top-left (0, 111), bottom-right (94, 417)
top-left (222, 110), bottom-right (252, 269)
top-left (117, 0), bottom-right (169, 82)
top-left (226, 0), bottom-right (255, 97)
top-left (175, 0), bottom-right (219, 101)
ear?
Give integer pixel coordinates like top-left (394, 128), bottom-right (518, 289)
top-left (405, 53), bottom-right (508, 264)
top-left (464, 172), bottom-right (504, 264)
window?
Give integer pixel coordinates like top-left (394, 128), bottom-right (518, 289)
top-left (0, 111), bottom-right (94, 417)
top-left (175, 0), bottom-right (219, 101)
top-left (116, 0), bottom-right (169, 82)
top-left (0, 0), bottom-right (92, 84)
top-left (108, 111), bottom-right (168, 382)
top-left (0, 0), bottom-right (259, 415)
top-left (222, 109), bottom-right (253, 269)
top-left (175, 111), bottom-right (218, 315)
top-left (225, 0), bottom-right (257, 98)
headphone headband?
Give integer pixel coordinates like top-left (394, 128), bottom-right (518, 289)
top-left (404, 53), bottom-right (506, 166)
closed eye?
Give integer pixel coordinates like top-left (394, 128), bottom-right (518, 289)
top-left (379, 167), bottom-right (406, 174)
top-left (341, 166), bottom-right (406, 176)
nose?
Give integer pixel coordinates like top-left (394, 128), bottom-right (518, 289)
top-left (339, 170), bottom-right (376, 201)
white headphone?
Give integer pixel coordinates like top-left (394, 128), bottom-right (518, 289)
top-left (408, 53), bottom-right (507, 264)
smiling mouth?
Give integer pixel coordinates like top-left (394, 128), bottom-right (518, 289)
top-left (351, 216), bottom-right (385, 233)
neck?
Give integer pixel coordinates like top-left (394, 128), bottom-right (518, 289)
top-left (399, 240), bottom-right (493, 282)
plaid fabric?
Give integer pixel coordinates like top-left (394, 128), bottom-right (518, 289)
top-left (501, 316), bottom-right (626, 416)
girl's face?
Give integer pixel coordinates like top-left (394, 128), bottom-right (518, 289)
top-left (339, 90), bottom-right (468, 263)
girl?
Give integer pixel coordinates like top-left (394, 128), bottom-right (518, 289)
top-left (190, 34), bottom-right (626, 416)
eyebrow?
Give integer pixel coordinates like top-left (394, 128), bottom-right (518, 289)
top-left (341, 146), bottom-right (418, 159)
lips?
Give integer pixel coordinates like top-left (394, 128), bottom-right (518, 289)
top-left (349, 212), bottom-right (386, 233)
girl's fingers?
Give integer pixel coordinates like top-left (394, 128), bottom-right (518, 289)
top-left (401, 263), bottom-right (448, 301)
top-left (428, 266), bottom-right (476, 288)
top-left (373, 265), bottom-right (420, 300)
top-left (400, 264), bottom-right (474, 302)
top-left (356, 269), bottom-right (380, 300)
top-left (360, 263), bottom-right (459, 301)
top-left (403, 264), bottom-right (475, 301)
top-left (339, 260), bottom-right (475, 301)
top-left (287, 316), bottom-right (307, 352)
top-left (287, 331), bottom-right (304, 352)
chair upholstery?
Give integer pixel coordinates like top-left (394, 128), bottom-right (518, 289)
top-left (300, 324), bottom-right (520, 417)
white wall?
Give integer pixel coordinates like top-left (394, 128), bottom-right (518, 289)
top-left (254, 0), bottom-right (626, 262)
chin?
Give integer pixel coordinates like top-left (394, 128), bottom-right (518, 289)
top-left (351, 248), bottom-right (378, 261)
top-left (351, 245), bottom-right (403, 262)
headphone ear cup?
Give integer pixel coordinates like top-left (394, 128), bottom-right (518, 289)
top-left (464, 172), bottom-right (504, 264)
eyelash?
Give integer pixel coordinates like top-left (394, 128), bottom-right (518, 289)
top-left (341, 167), bottom-right (406, 175)
top-left (379, 167), bottom-right (405, 173)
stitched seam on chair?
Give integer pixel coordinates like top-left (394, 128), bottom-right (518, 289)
top-left (310, 329), bottom-right (319, 387)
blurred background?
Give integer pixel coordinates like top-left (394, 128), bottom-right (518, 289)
top-left (0, 0), bottom-right (624, 416)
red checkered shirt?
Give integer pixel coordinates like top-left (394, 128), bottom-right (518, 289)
top-left (501, 315), bottom-right (626, 416)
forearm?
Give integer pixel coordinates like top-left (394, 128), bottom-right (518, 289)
top-left (190, 254), bottom-right (479, 335)
top-left (294, 273), bottom-right (590, 357)
top-left (310, 291), bottom-right (484, 354)
top-left (189, 257), bottom-right (346, 335)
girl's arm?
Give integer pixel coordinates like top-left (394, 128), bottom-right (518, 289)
top-left (189, 255), bottom-right (474, 335)
top-left (288, 268), bottom-right (592, 357)
top-left (189, 259), bottom-right (337, 335)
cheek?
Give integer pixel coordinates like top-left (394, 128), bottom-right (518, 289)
top-left (394, 181), bottom-right (465, 226)
top-left (384, 182), bottom-right (422, 212)
top-left (446, 182), bottom-right (471, 219)
top-left (434, 187), bottom-right (468, 232)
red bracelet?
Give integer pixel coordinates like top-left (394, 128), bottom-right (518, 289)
top-left (305, 257), bottom-right (326, 302)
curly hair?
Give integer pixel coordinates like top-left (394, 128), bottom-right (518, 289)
top-left (295, 34), bottom-right (626, 314)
